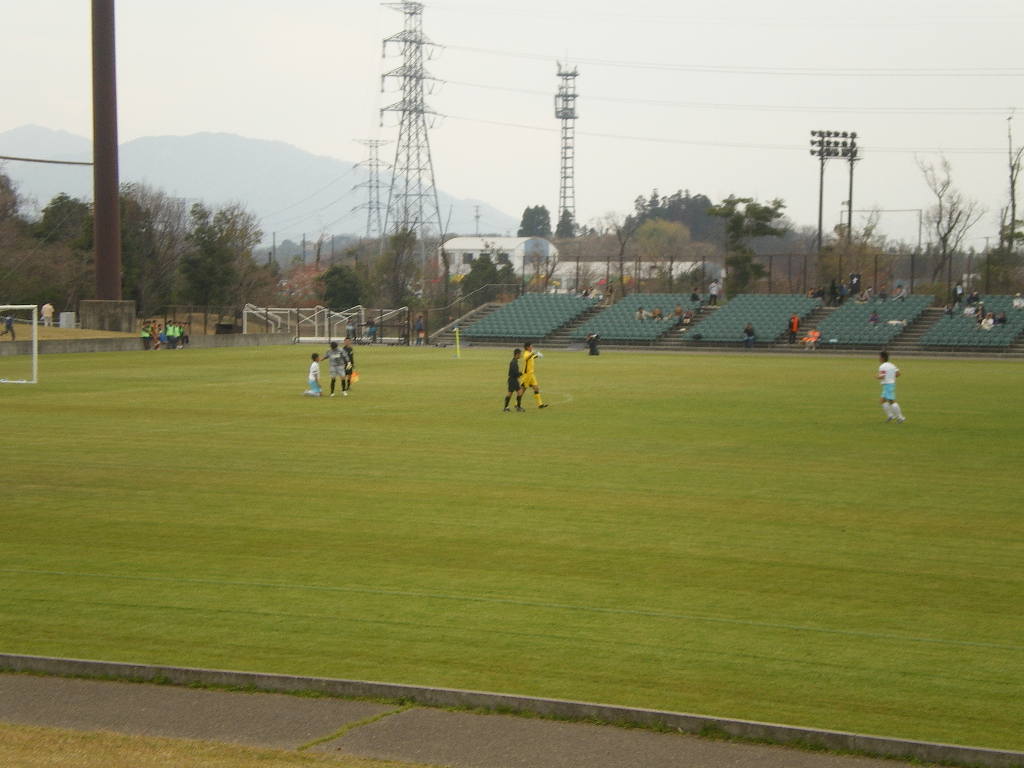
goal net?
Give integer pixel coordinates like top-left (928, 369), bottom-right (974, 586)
top-left (0, 305), bottom-right (39, 384)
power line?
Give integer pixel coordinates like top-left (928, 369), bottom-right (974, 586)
top-left (445, 44), bottom-right (1024, 78)
top-left (0, 155), bottom-right (92, 166)
top-left (443, 80), bottom-right (1013, 116)
top-left (444, 114), bottom-right (1008, 155)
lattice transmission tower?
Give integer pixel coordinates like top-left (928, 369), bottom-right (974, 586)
top-left (381, 1), bottom-right (443, 258)
top-left (555, 63), bottom-right (579, 236)
top-left (353, 139), bottom-right (390, 240)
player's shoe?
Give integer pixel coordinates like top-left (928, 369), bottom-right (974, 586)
top-left (539, 403), bottom-right (549, 409)
top-left (515, 406), bottom-right (525, 412)
top-left (330, 393), bottom-right (335, 397)
top-left (503, 407), bottom-right (510, 412)
top-left (897, 417), bottom-right (906, 424)
top-left (342, 391), bottom-right (348, 396)
top-left (886, 416), bottom-right (894, 422)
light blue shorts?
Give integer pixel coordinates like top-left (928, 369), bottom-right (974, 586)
top-left (881, 383), bottom-right (895, 400)
top-left (309, 378), bottom-right (322, 394)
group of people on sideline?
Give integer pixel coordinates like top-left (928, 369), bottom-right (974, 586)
top-left (140, 321), bottom-right (189, 350)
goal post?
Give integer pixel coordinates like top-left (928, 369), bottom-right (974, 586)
top-left (0, 305), bottom-right (39, 384)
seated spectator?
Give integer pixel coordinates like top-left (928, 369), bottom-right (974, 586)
top-left (800, 328), bottom-right (821, 350)
top-left (635, 307), bottom-right (645, 322)
top-left (981, 313), bottom-right (995, 331)
top-left (652, 307), bottom-right (664, 321)
top-left (854, 291), bottom-right (869, 303)
top-left (996, 311), bottom-right (1008, 325)
top-left (1014, 293), bottom-right (1024, 309)
top-left (943, 304), bottom-right (954, 316)
top-left (868, 311), bottom-right (880, 325)
top-left (976, 302), bottom-right (985, 322)
top-left (963, 305), bottom-right (977, 317)
top-left (892, 284), bottom-right (907, 300)
top-left (743, 323), bottom-right (756, 348)
top-left (672, 304), bottom-right (683, 318)
top-left (682, 309), bottom-right (694, 325)
top-left (967, 290), bottom-right (980, 305)
top-left (864, 286), bottom-right (874, 300)
top-left (877, 285), bottom-right (888, 301)
top-left (690, 290), bottom-right (701, 303)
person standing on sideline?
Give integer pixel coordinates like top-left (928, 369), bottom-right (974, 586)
top-left (140, 323), bottom-right (152, 350)
top-left (341, 337), bottom-right (355, 394)
top-left (304, 353), bottom-right (323, 397)
top-left (743, 323), bottom-right (756, 348)
top-left (323, 341), bottom-right (349, 397)
top-left (504, 348), bottom-right (526, 412)
top-left (788, 313), bottom-right (800, 344)
top-left (877, 351), bottom-right (905, 423)
top-left (520, 342), bottom-right (548, 408)
top-left (414, 315), bottom-right (425, 346)
top-left (708, 279), bottom-right (720, 305)
top-left (41, 302), bottom-right (55, 327)
top-left (1, 314), bottom-right (15, 340)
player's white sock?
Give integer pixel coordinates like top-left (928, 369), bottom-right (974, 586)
top-left (892, 403), bottom-right (904, 420)
top-left (882, 403), bottom-right (894, 419)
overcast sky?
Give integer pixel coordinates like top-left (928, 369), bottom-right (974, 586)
top-left (3, 0), bottom-right (1022, 245)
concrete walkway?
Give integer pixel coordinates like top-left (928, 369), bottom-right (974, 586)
top-left (0, 673), bottom-right (899, 768)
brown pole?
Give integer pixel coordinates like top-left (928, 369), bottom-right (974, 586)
top-left (92, 0), bottom-right (121, 300)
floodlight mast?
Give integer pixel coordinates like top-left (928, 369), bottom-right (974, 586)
top-left (380, 2), bottom-right (443, 262)
top-left (92, 0), bottom-right (121, 300)
top-left (555, 63), bottom-right (579, 235)
top-left (809, 130), bottom-right (860, 279)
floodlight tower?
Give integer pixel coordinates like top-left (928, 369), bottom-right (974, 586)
top-left (381, 1), bottom-right (443, 259)
top-left (354, 139), bottom-right (391, 241)
top-left (809, 130), bottom-right (859, 268)
top-left (555, 63), bottom-right (578, 236)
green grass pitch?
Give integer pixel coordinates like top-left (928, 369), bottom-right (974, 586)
top-left (2, 345), bottom-right (1022, 750)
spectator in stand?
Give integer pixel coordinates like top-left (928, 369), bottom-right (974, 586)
top-left (690, 289), bottom-right (701, 303)
top-left (788, 313), bottom-right (800, 344)
top-left (878, 285), bottom-right (888, 301)
top-left (672, 304), bottom-right (684, 319)
top-left (1013, 293), bottom-right (1024, 309)
top-left (41, 302), bottom-right (55, 327)
top-left (651, 307), bottom-right (663, 321)
top-left (868, 311), bottom-right (880, 326)
top-left (963, 304), bottom-right (977, 317)
top-left (635, 307), bottom-right (646, 322)
top-left (981, 312), bottom-right (995, 331)
top-left (996, 311), bottom-right (1008, 325)
top-left (828, 279), bottom-right (838, 306)
top-left (976, 302), bottom-right (986, 323)
top-left (966, 290), bottom-right (980, 306)
top-left (943, 304), bottom-right (955, 316)
top-left (801, 328), bottom-right (821, 350)
top-left (708, 279), bottom-right (720, 305)
top-left (839, 280), bottom-right (849, 304)
top-left (892, 284), bottom-right (908, 301)
top-left (743, 323), bottom-right (756, 348)
top-left (953, 281), bottom-right (965, 305)
top-left (682, 309), bottom-right (694, 325)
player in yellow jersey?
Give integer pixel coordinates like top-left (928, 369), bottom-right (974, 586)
top-left (520, 342), bottom-right (548, 408)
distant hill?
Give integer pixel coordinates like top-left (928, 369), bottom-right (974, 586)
top-left (0, 125), bottom-right (518, 242)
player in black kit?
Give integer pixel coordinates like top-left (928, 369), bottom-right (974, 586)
top-left (504, 348), bottom-right (526, 412)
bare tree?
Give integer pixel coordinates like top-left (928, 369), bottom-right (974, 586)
top-left (918, 156), bottom-right (984, 294)
top-left (598, 212), bottom-right (641, 297)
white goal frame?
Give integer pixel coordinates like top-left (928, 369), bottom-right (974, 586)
top-left (0, 305), bottom-right (38, 384)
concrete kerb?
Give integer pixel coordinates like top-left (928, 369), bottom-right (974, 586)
top-left (1, 654), bottom-right (1021, 768)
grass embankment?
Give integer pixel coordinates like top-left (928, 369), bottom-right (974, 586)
top-left (1, 346), bottom-right (1022, 750)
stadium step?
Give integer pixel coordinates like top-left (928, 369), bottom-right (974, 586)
top-left (430, 302), bottom-right (503, 346)
top-left (544, 305), bottom-right (605, 346)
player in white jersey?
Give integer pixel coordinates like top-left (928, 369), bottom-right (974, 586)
top-left (876, 351), bottom-right (904, 423)
top-left (303, 353), bottom-right (322, 397)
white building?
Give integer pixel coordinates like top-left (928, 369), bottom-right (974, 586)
top-left (440, 237), bottom-right (565, 282)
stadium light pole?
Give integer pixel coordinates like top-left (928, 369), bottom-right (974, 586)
top-left (92, 0), bottom-right (121, 301)
top-left (810, 130), bottom-right (858, 281)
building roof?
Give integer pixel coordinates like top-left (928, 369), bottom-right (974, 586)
top-left (441, 236), bottom-right (549, 252)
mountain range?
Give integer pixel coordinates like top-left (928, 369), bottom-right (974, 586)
top-left (0, 124), bottom-right (518, 243)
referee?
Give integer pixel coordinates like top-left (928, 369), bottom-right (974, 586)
top-left (504, 349), bottom-right (526, 412)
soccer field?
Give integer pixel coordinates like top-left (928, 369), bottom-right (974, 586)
top-left (2, 345), bottom-right (1022, 751)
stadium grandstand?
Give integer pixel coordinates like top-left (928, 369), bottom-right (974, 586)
top-left (461, 293), bottom-right (597, 340)
top-left (688, 294), bottom-right (820, 344)
top-left (570, 294), bottom-right (703, 342)
top-left (919, 296), bottom-right (1024, 348)
top-left (815, 295), bottom-right (933, 346)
